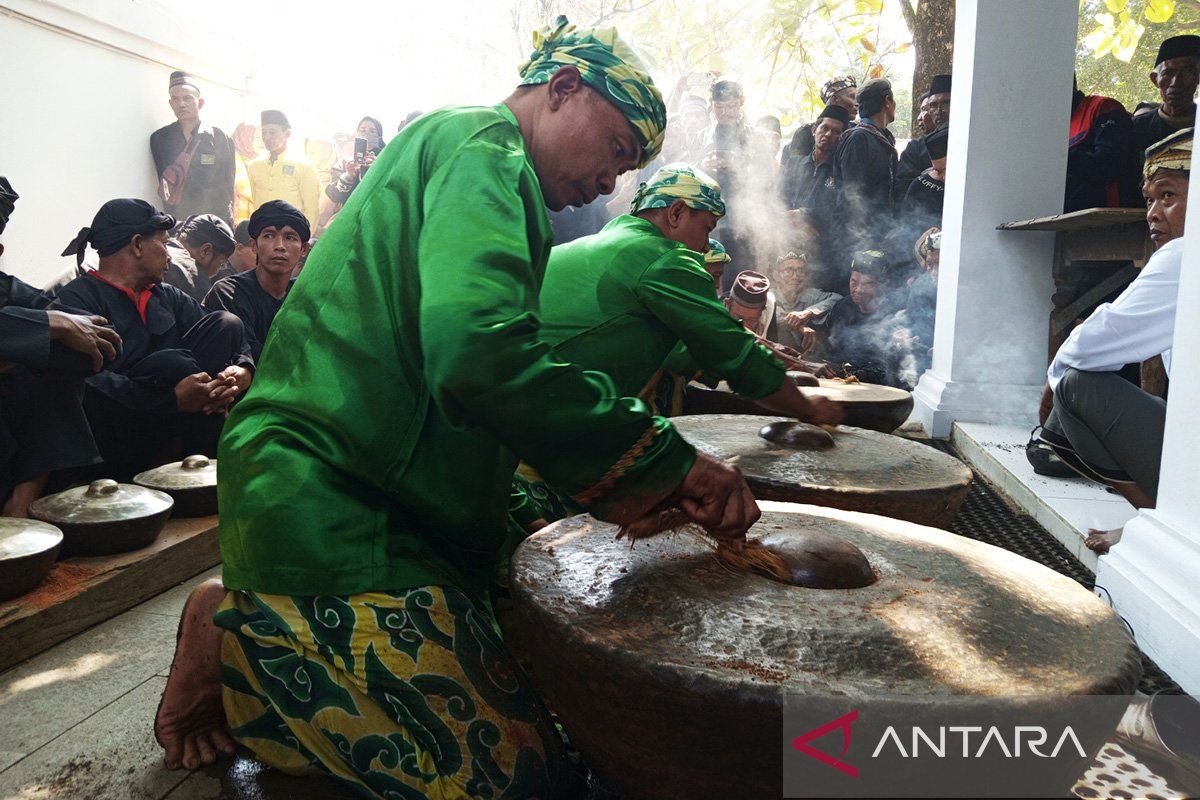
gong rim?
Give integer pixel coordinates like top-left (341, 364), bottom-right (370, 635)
top-left (512, 504), bottom-right (1140, 698)
top-left (670, 414), bottom-right (972, 526)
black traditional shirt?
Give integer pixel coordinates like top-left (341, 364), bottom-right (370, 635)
top-left (1131, 105), bottom-right (1195, 168)
top-left (149, 120), bottom-right (236, 223)
top-left (203, 269), bottom-right (291, 359)
top-left (817, 296), bottom-right (907, 388)
top-left (54, 273), bottom-right (253, 412)
top-left (834, 119), bottom-right (898, 251)
top-left (163, 239), bottom-right (214, 304)
top-left (893, 137), bottom-right (931, 200)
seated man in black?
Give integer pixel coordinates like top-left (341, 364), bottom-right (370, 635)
top-left (163, 214), bottom-right (237, 303)
top-left (0, 177), bottom-right (123, 515)
top-left (55, 199), bottom-right (255, 480)
top-left (815, 249), bottom-right (908, 388)
top-left (203, 200), bottom-right (309, 359)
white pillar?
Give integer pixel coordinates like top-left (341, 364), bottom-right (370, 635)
top-left (913, 0), bottom-right (1078, 437)
top-left (1096, 143), bottom-right (1200, 693)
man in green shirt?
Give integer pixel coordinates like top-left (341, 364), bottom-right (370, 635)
top-left (513, 163), bottom-right (842, 524)
top-left (154, 18), bottom-right (759, 799)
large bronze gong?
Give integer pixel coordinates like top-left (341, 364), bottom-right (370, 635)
top-left (684, 378), bottom-right (914, 433)
top-left (805, 378), bottom-right (914, 433)
top-left (671, 414), bottom-right (972, 527)
top-left (512, 505), bottom-right (1141, 800)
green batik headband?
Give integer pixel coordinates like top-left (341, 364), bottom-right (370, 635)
top-left (630, 162), bottom-right (726, 217)
top-left (518, 15), bottom-right (666, 167)
top-left (705, 238), bottom-right (730, 263)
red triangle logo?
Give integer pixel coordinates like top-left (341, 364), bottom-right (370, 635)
top-left (791, 709), bottom-right (860, 778)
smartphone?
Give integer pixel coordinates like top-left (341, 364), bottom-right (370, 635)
top-left (354, 137), bottom-right (368, 163)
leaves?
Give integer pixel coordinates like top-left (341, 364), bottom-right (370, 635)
top-left (1083, 10), bottom-right (1146, 62)
top-left (1144, 0), bottom-right (1175, 23)
top-left (868, 63), bottom-right (885, 79)
top-left (1086, 0), bottom-right (1182, 63)
top-left (860, 36), bottom-right (877, 52)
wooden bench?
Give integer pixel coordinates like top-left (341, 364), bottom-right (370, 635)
top-left (998, 208), bottom-right (1166, 396)
top-left (0, 515), bottom-right (220, 671)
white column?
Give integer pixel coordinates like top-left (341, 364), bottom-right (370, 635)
top-left (1096, 143), bottom-right (1200, 694)
top-left (913, 0), bottom-right (1078, 437)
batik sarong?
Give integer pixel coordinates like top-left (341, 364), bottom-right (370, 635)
top-left (216, 585), bottom-right (564, 799)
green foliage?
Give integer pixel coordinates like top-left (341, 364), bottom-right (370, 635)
top-left (590, 0), bottom-right (915, 131)
top-left (1077, 0), bottom-right (1200, 110)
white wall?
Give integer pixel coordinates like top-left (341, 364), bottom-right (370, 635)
top-left (0, 0), bottom-right (254, 288)
top-left (912, 0), bottom-right (1075, 437)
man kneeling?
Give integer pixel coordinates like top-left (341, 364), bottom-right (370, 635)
top-left (1038, 128), bottom-right (1190, 553)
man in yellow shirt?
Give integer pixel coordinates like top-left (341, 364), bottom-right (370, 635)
top-left (246, 110), bottom-right (319, 234)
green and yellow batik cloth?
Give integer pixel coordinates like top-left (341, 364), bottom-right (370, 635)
top-left (630, 162), bottom-right (726, 216)
top-left (704, 237), bottom-right (731, 264)
top-left (216, 586), bottom-right (565, 800)
top-left (518, 15), bottom-right (666, 166)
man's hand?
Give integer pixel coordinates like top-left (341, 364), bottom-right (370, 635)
top-left (47, 311), bottom-right (122, 372)
top-left (340, 161), bottom-right (362, 182)
top-left (782, 310), bottom-right (814, 332)
top-left (802, 361), bottom-right (836, 379)
top-left (218, 365), bottom-right (252, 397)
top-left (803, 395), bottom-right (844, 426)
top-left (175, 372), bottom-right (215, 413)
top-left (676, 452), bottom-right (760, 540)
top-left (1039, 383), bottom-right (1054, 426)
top-left (752, 378), bottom-right (846, 427)
top-left (204, 366), bottom-right (253, 413)
top-left (891, 328), bottom-right (919, 351)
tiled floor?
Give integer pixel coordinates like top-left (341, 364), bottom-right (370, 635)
top-left (952, 421), bottom-right (1139, 571)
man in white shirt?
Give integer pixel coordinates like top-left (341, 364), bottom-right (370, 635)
top-left (1038, 127), bottom-right (1190, 553)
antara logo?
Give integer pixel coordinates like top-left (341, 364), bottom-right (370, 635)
top-left (791, 710), bottom-right (1088, 777)
top-left (871, 725), bottom-right (1087, 759)
top-left (791, 709), bottom-right (860, 778)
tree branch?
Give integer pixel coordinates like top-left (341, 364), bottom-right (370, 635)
top-left (898, 0), bottom-right (918, 34)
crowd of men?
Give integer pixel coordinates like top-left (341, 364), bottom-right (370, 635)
top-left (0, 14), bottom-right (1194, 799)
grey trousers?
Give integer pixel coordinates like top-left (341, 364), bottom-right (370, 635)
top-left (1040, 367), bottom-right (1166, 501)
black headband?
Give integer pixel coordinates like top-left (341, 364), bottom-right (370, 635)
top-left (61, 199), bottom-right (175, 266)
top-left (248, 199), bottom-right (310, 243)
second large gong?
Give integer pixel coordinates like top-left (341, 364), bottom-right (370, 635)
top-left (671, 414), bottom-right (972, 527)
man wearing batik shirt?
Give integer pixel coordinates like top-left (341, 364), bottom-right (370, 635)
top-left (1039, 128), bottom-right (1191, 555)
top-left (154, 17), bottom-right (762, 798)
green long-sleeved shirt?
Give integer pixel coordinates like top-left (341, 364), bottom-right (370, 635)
top-left (538, 214), bottom-right (784, 400)
top-left (217, 105), bottom-right (696, 600)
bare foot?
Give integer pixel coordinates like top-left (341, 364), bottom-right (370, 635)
top-left (1086, 528), bottom-right (1123, 554)
top-left (155, 579), bottom-right (237, 769)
